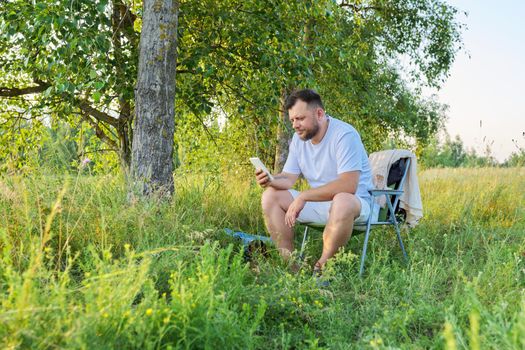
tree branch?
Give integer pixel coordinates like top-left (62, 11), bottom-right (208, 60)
top-left (0, 82), bottom-right (50, 97)
top-left (176, 69), bottom-right (196, 74)
top-left (77, 100), bottom-right (119, 126)
top-left (339, 2), bottom-right (381, 13)
top-left (78, 112), bottom-right (119, 150)
top-left (112, 1), bottom-right (139, 48)
top-left (0, 82), bottom-right (120, 129)
top-left (193, 113), bottom-right (219, 147)
top-left (220, 81), bottom-right (281, 114)
top-left (80, 148), bottom-right (116, 155)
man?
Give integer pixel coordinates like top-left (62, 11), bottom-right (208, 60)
top-left (256, 89), bottom-right (373, 272)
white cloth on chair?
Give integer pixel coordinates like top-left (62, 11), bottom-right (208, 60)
top-left (368, 149), bottom-right (423, 227)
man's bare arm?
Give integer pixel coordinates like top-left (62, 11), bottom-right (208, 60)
top-left (256, 170), bottom-right (299, 190)
top-left (298, 171), bottom-right (360, 202)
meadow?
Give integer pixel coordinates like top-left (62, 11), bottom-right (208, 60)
top-left (0, 167), bottom-right (524, 349)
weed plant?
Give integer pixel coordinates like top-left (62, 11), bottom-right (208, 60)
top-left (0, 168), bottom-right (524, 349)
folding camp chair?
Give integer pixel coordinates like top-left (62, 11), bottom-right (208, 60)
top-left (298, 157), bottom-right (411, 276)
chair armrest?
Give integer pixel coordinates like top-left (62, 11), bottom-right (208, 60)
top-left (369, 189), bottom-right (404, 196)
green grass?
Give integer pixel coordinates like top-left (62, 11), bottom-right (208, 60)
top-left (0, 168), bottom-right (524, 349)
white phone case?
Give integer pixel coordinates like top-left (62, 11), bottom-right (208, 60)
top-left (250, 157), bottom-right (274, 181)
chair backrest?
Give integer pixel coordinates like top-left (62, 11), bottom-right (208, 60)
top-left (368, 149), bottom-right (416, 223)
top-left (390, 157), bottom-right (410, 214)
top-left (387, 158), bottom-right (407, 187)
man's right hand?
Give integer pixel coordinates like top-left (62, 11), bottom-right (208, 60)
top-left (255, 169), bottom-right (271, 187)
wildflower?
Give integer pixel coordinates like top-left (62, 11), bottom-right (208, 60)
top-left (124, 243), bottom-right (131, 251)
top-left (163, 317), bottom-right (170, 324)
top-left (370, 338), bottom-right (383, 347)
top-left (146, 308), bottom-right (153, 316)
top-left (81, 157), bottom-right (91, 168)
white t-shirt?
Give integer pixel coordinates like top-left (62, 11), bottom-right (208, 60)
top-left (283, 115), bottom-right (373, 200)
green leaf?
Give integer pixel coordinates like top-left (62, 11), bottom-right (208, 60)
top-left (93, 91), bottom-right (102, 102)
top-left (43, 86), bottom-right (53, 97)
top-left (97, 0), bottom-right (108, 13)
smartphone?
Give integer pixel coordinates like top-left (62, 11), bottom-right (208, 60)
top-left (250, 157), bottom-right (274, 181)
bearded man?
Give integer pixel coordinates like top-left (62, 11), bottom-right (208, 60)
top-left (255, 89), bottom-right (373, 273)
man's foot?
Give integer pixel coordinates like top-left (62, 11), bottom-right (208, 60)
top-left (312, 262), bottom-right (322, 275)
top-left (313, 262), bottom-right (329, 287)
top-left (289, 261), bottom-right (301, 273)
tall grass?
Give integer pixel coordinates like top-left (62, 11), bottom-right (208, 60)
top-left (0, 167), bottom-right (524, 349)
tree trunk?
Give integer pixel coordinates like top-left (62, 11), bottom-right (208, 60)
top-left (274, 89), bottom-right (292, 173)
top-left (274, 11), bottom-right (314, 173)
top-left (118, 114), bottom-right (132, 170)
top-left (131, 0), bottom-right (179, 196)
top-left (112, 0), bottom-right (135, 172)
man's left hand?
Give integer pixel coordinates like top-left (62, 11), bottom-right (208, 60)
top-left (285, 196), bottom-right (306, 227)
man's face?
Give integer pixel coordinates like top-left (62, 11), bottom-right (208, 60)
top-left (288, 100), bottom-right (321, 141)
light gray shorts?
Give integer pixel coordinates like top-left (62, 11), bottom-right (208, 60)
top-left (288, 189), bottom-right (370, 226)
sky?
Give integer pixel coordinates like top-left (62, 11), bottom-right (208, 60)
top-left (431, 0), bottom-right (525, 162)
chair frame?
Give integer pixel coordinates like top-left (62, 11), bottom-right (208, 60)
top-left (299, 158), bottom-right (411, 276)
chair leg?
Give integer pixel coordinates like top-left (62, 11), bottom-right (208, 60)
top-left (299, 226), bottom-right (309, 261)
top-left (386, 199), bottom-right (408, 262)
top-left (359, 216), bottom-right (374, 277)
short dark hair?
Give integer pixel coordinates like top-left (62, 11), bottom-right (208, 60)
top-left (284, 89), bottom-right (324, 110)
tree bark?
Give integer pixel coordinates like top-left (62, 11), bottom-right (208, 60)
top-left (131, 0), bottom-right (179, 196)
top-left (274, 7), bottom-right (315, 173)
top-left (117, 109), bottom-right (132, 170)
top-left (274, 89), bottom-right (292, 173)
top-left (112, 0), bottom-right (136, 171)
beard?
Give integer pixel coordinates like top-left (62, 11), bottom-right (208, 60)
top-left (298, 122), bottom-right (320, 141)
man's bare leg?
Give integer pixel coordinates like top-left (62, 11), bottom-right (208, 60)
top-left (316, 193), bottom-right (361, 268)
top-left (261, 187), bottom-right (295, 259)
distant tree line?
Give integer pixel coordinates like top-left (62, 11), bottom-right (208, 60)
top-left (419, 134), bottom-right (525, 168)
